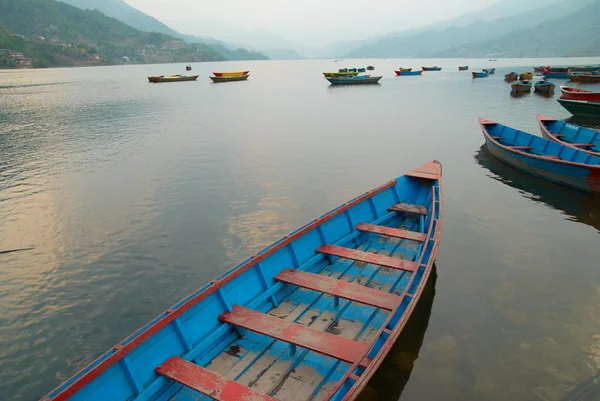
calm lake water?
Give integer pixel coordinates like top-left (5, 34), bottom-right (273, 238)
top-left (2, 58), bottom-right (600, 401)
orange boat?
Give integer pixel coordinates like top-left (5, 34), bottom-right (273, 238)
top-left (212, 71), bottom-right (249, 77)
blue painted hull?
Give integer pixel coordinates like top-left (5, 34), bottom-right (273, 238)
top-left (537, 115), bottom-right (600, 156)
top-left (42, 162), bottom-right (443, 401)
top-left (472, 72), bottom-right (489, 78)
top-left (327, 76), bottom-right (382, 85)
top-left (480, 118), bottom-right (600, 194)
top-left (543, 72), bottom-right (569, 79)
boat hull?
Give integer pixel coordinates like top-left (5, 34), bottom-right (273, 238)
top-left (209, 75), bottom-right (250, 83)
top-left (458, 66), bottom-right (469, 71)
top-left (534, 82), bottom-right (555, 93)
top-left (543, 72), bottom-right (568, 79)
top-left (395, 70), bottom-right (422, 76)
top-left (212, 71), bottom-right (249, 77)
top-left (504, 73), bottom-right (518, 81)
top-left (511, 82), bottom-right (532, 92)
top-left (472, 72), bottom-right (489, 78)
top-left (480, 118), bottom-right (600, 195)
top-left (327, 76), bottom-right (382, 85)
top-left (560, 86), bottom-right (600, 101)
top-left (422, 67), bottom-right (441, 71)
top-left (41, 162), bottom-right (443, 401)
top-left (568, 73), bottom-right (600, 83)
top-left (148, 75), bottom-right (199, 83)
top-left (519, 72), bottom-right (533, 80)
top-left (569, 65), bottom-right (600, 72)
top-left (557, 99), bottom-right (600, 117)
top-left (537, 114), bottom-right (599, 156)
top-left (323, 72), bottom-right (359, 77)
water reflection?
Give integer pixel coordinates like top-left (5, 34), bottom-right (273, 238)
top-left (475, 145), bottom-right (600, 232)
top-left (357, 265), bottom-right (438, 401)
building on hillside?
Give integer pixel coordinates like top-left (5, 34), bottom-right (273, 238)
top-left (87, 53), bottom-right (100, 60)
top-left (123, 56), bottom-right (130, 62)
top-left (37, 36), bottom-right (46, 40)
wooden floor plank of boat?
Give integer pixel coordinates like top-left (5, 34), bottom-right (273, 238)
top-left (169, 215), bottom-right (421, 401)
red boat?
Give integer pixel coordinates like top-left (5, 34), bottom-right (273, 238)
top-left (560, 86), bottom-right (600, 102)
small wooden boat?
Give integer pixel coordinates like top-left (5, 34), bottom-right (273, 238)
top-left (148, 75), bottom-right (199, 83)
top-left (366, 66), bottom-right (375, 70)
top-left (511, 80), bottom-right (532, 92)
top-left (41, 161), bottom-right (443, 401)
top-left (560, 86), bottom-right (600, 102)
top-left (422, 66), bottom-right (441, 71)
top-left (397, 68), bottom-right (412, 72)
top-left (472, 71), bottom-right (489, 78)
top-left (395, 70), bottom-right (423, 76)
top-left (534, 66), bottom-right (570, 73)
top-left (210, 74), bottom-right (249, 83)
top-left (482, 68), bottom-right (495, 74)
top-left (568, 73), bottom-right (600, 83)
top-left (479, 118), bottom-right (600, 195)
top-left (489, 59), bottom-right (497, 61)
top-left (537, 114), bottom-right (600, 156)
top-left (326, 75), bottom-right (383, 85)
top-left (458, 66), bottom-right (469, 71)
top-left (348, 68), bottom-right (357, 72)
top-left (519, 72), bottom-right (533, 80)
top-left (357, 68), bottom-right (366, 73)
top-left (323, 72), bottom-right (359, 78)
top-left (339, 68), bottom-right (348, 73)
top-left (504, 72), bottom-right (518, 81)
top-left (534, 80), bottom-right (555, 93)
top-left (212, 71), bottom-right (249, 77)
top-left (557, 99), bottom-right (600, 117)
top-left (543, 72), bottom-right (568, 79)
top-left (568, 65), bottom-right (600, 72)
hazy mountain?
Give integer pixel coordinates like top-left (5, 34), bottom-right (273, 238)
top-left (58, 0), bottom-right (180, 36)
top-left (429, 1), bottom-right (600, 57)
top-left (345, 0), bottom-right (595, 58)
top-left (261, 49), bottom-right (304, 60)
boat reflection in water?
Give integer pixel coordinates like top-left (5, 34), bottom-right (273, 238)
top-left (357, 265), bottom-right (438, 401)
top-left (475, 145), bottom-right (600, 232)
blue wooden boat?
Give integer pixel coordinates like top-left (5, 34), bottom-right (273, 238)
top-left (472, 71), bottom-right (489, 78)
top-left (395, 70), bottom-right (422, 76)
top-left (326, 75), bottom-right (382, 85)
top-left (41, 162), bottom-right (443, 401)
top-left (422, 66), bottom-right (441, 71)
top-left (480, 118), bottom-right (600, 195)
top-left (511, 80), bottom-right (532, 92)
top-left (537, 115), bottom-right (600, 156)
top-left (357, 68), bottom-right (366, 73)
top-left (534, 80), bottom-right (555, 93)
top-left (543, 72), bottom-right (569, 79)
top-left (348, 68), bottom-right (357, 72)
top-left (482, 68), bottom-right (495, 74)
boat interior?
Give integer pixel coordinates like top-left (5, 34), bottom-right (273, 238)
top-left (541, 119), bottom-right (600, 153)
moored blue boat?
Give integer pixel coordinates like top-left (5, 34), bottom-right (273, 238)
top-left (41, 161), bottom-right (443, 401)
top-left (327, 75), bottom-right (382, 85)
top-left (395, 70), bottom-right (423, 76)
top-left (537, 114), bottom-right (600, 156)
top-left (482, 68), bottom-right (495, 74)
top-left (422, 66), bottom-right (441, 71)
top-left (472, 71), bottom-right (489, 78)
top-left (543, 72), bottom-right (569, 79)
top-left (479, 118), bottom-right (600, 195)
top-left (357, 68), bottom-right (366, 73)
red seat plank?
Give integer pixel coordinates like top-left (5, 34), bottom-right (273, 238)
top-left (553, 133), bottom-right (564, 137)
top-left (509, 146), bottom-right (532, 150)
top-left (317, 245), bottom-right (417, 272)
top-left (275, 268), bottom-right (400, 311)
top-left (219, 305), bottom-right (370, 367)
top-left (572, 143), bottom-right (594, 147)
top-left (389, 203), bottom-right (427, 216)
top-left (356, 223), bottom-right (426, 242)
top-left (156, 356), bottom-right (276, 401)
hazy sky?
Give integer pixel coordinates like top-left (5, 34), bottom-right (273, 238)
top-left (125, 0), bottom-right (502, 47)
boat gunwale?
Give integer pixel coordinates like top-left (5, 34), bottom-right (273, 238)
top-left (537, 114), bottom-right (599, 156)
top-left (330, 171), bottom-right (442, 401)
top-left (42, 179), bottom-right (399, 401)
top-left (480, 118), bottom-right (600, 169)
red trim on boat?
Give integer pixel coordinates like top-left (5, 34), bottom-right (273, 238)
top-left (156, 356), bottom-right (276, 401)
top-left (42, 179), bottom-right (397, 401)
top-left (355, 223), bottom-right (426, 242)
top-left (275, 268), bottom-right (401, 311)
top-left (317, 245), bottom-right (417, 272)
top-left (219, 305), bottom-right (371, 367)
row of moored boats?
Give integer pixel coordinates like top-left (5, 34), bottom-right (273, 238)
top-left (148, 70), bottom-right (250, 83)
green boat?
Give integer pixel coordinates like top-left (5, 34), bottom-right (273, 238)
top-left (209, 74), bottom-right (249, 83)
top-left (568, 65), bottom-right (600, 72)
top-left (557, 99), bottom-right (600, 117)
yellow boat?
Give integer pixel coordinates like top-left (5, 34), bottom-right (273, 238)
top-left (399, 68), bottom-right (412, 72)
top-left (519, 72), bottom-right (533, 80)
top-left (323, 72), bottom-right (359, 78)
top-left (212, 71), bottom-right (249, 77)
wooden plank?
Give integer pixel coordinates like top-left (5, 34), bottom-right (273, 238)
top-left (156, 356), bottom-right (276, 401)
top-left (275, 268), bottom-right (401, 311)
top-left (405, 160), bottom-right (441, 180)
top-left (219, 306), bottom-right (370, 367)
top-left (572, 143), bottom-right (595, 148)
top-left (388, 203), bottom-right (427, 216)
top-left (317, 245), bottom-right (417, 272)
top-left (355, 223), bottom-right (426, 242)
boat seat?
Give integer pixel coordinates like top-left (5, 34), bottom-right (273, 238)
top-left (508, 146), bottom-right (532, 150)
top-left (156, 356), bottom-right (276, 401)
top-left (219, 305), bottom-right (372, 368)
top-left (544, 155), bottom-right (560, 159)
top-left (356, 223), bottom-right (426, 242)
top-left (389, 202), bottom-right (428, 215)
top-left (275, 268), bottom-right (401, 311)
top-left (572, 143), bottom-right (595, 148)
top-left (552, 133), bottom-right (564, 138)
top-left (317, 245), bottom-right (417, 272)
